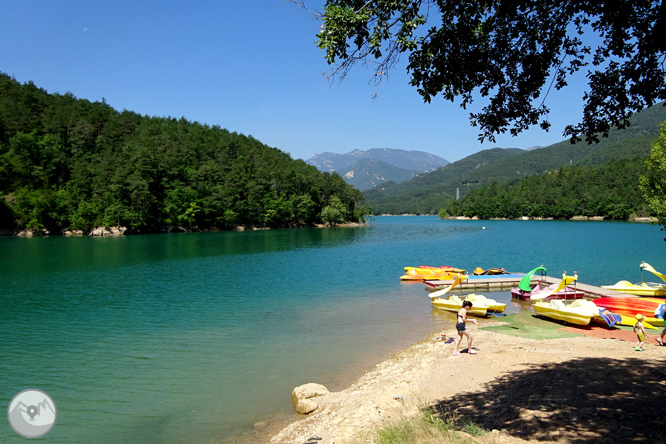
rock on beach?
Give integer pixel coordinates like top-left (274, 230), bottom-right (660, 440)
top-left (291, 383), bottom-right (329, 414)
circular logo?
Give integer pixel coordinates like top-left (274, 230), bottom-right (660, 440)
top-left (7, 389), bottom-right (57, 438)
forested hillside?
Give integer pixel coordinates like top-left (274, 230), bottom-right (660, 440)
top-left (364, 103), bottom-right (666, 215)
top-left (0, 74), bottom-right (369, 234)
top-left (363, 147), bottom-right (524, 214)
top-left (442, 157), bottom-right (650, 220)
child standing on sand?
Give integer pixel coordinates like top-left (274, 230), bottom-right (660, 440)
top-left (453, 300), bottom-right (478, 356)
top-left (634, 314), bottom-right (647, 351)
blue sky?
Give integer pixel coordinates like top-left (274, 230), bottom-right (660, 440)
top-left (0, 1), bottom-right (591, 163)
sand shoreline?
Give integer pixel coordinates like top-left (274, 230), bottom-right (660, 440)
top-left (266, 319), bottom-right (666, 444)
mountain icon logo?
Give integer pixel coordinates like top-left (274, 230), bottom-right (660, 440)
top-left (7, 389), bottom-right (57, 438)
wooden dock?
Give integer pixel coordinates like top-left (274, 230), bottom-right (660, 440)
top-left (423, 275), bottom-right (635, 299)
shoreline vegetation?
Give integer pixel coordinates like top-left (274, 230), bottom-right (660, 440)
top-left (266, 319), bottom-right (666, 444)
top-left (2, 221), bottom-right (369, 237)
top-left (0, 73), bottom-right (370, 236)
top-left (381, 214), bottom-right (657, 222)
top-left (3, 216), bottom-right (657, 237)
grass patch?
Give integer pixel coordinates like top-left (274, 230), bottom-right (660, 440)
top-left (460, 418), bottom-right (488, 437)
top-left (481, 310), bottom-right (582, 340)
top-left (357, 407), bottom-right (489, 444)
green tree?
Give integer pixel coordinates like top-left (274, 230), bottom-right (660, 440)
top-left (298, 0), bottom-right (666, 143)
top-left (0, 72), bottom-right (368, 233)
top-left (178, 201), bottom-right (201, 231)
top-left (321, 196), bottom-right (345, 227)
top-left (640, 122), bottom-right (666, 234)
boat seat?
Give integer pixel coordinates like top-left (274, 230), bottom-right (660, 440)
top-left (550, 300), bottom-right (565, 310)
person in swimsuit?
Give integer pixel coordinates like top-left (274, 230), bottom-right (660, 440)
top-left (453, 300), bottom-right (478, 356)
top-left (634, 314), bottom-right (647, 351)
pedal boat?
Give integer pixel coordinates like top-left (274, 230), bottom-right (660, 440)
top-left (601, 280), bottom-right (666, 297)
top-left (428, 274), bottom-right (504, 316)
top-left (601, 262), bottom-right (666, 296)
top-left (431, 295), bottom-right (488, 316)
top-left (533, 299), bottom-right (600, 326)
top-left (400, 266), bottom-right (466, 281)
top-left (464, 294), bottom-right (506, 313)
top-left (512, 284), bottom-right (585, 301)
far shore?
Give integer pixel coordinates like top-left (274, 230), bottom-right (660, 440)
top-left (2, 216), bottom-right (658, 238)
top-left (266, 318), bottom-right (666, 444)
top-left (379, 214), bottom-right (658, 223)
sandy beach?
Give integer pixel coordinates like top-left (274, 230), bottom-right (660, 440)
top-left (267, 314), bottom-right (666, 444)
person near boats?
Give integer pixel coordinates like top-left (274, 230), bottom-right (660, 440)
top-left (634, 314), bottom-right (647, 351)
top-left (453, 301), bottom-right (478, 356)
top-left (656, 304), bottom-right (666, 346)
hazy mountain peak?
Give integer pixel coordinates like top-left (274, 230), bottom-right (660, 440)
top-left (305, 148), bottom-right (449, 190)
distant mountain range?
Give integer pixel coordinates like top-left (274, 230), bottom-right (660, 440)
top-left (362, 102), bottom-right (666, 214)
top-left (306, 148), bottom-right (449, 190)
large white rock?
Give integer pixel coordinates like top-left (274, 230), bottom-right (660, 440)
top-left (291, 383), bottom-right (329, 414)
top-left (295, 398), bottom-right (319, 414)
top-left (291, 383), bottom-right (329, 405)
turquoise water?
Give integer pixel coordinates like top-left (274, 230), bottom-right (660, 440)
top-left (1, 217), bottom-right (665, 443)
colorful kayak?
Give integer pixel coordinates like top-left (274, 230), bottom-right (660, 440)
top-left (592, 297), bottom-right (665, 325)
top-left (533, 299), bottom-right (600, 326)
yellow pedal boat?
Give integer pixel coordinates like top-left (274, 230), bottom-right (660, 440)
top-left (431, 295), bottom-right (488, 316)
top-left (601, 262), bottom-right (666, 296)
top-left (401, 266), bottom-right (465, 281)
top-left (428, 274), bottom-right (505, 315)
top-left (464, 294), bottom-right (506, 313)
top-left (533, 299), bottom-right (600, 326)
top-left (601, 280), bottom-right (666, 297)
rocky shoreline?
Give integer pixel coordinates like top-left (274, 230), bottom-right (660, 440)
top-left (378, 214), bottom-right (658, 222)
top-left (2, 221), bottom-right (369, 238)
top-left (267, 322), bottom-right (666, 444)
top-left (2, 216), bottom-right (656, 237)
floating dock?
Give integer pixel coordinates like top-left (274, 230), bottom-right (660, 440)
top-left (423, 275), bottom-right (636, 299)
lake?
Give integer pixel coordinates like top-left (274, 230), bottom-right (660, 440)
top-left (1, 217), bottom-right (665, 443)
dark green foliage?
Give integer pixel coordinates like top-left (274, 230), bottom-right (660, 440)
top-left (444, 157), bottom-right (650, 220)
top-left (314, 0), bottom-right (666, 143)
top-left (0, 73), bottom-right (367, 232)
top-left (363, 103), bottom-right (666, 215)
top-left (640, 122), bottom-right (666, 232)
